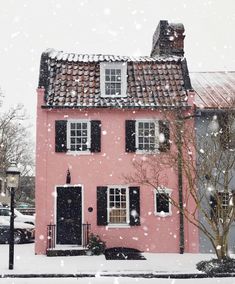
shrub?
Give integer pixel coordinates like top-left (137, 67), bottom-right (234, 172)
top-left (87, 233), bottom-right (106, 255)
top-left (197, 257), bottom-right (235, 275)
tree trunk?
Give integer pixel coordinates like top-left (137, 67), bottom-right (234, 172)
top-left (215, 235), bottom-right (229, 260)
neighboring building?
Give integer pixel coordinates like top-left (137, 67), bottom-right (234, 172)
top-left (35, 20), bottom-right (198, 255)
top-left (191, 71), bottom-right (235, 253)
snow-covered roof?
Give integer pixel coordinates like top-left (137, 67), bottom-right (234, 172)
top-left (191, 72), bottom-right (235, 109)
top-left (38, 49), bottom-right (192, 109)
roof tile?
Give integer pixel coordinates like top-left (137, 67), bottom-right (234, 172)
top-left (39, 49), bottom-right (191, 108)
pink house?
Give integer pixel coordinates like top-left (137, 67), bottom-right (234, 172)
top-left (35, 20), bottom-right (198, 255)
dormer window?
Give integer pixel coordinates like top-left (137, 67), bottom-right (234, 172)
top-left (100, 62), bottom-right (127, 98)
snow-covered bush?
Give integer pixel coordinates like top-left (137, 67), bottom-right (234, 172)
top-left (87, 233), bottom-right (106, 255)
top-left (197, 257), bottom-right (235, 275)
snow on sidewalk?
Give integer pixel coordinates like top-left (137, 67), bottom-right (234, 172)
top-left (0, 277), bottom-right (235, 284)
top-left (0, 243), bottom-right (215, 275)
top-left (1, 244), bottom-right (235, 283)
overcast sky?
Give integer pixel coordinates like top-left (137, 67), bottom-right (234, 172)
top-left (0, 0), bottom-right (234, 138)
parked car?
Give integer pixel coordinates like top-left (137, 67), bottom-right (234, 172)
top-left (0, 206), bottom-right (35, 225)
top-left (0, 217), bottom-right (35, 244)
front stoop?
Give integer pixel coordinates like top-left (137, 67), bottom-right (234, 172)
top-left (46, 248), bottom-right (88, 257)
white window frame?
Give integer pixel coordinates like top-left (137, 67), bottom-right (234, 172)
top-left (67, 119), bottom-right (91, 154)
top-left (107, 185), bottom-right (130, 228)
top-left (100, 62), bottom-right (127, 98)
top-left (135, 119), bottom-right (159, 154)
top-left (154, 187), bottom-right (172, 217)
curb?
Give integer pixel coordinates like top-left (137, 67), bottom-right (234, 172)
top-left (1, 273), bottom-right (235, 279)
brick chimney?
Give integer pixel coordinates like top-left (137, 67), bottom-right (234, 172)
top-left (150, 20), bottom-right (185, 57)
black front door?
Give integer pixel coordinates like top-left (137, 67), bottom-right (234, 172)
top-left (56, 186), bottom-right (82, 245)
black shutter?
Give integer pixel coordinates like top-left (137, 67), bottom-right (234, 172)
top-left (90, 120), bottom-right (101, 153)
top-left (129, 187), bottom-right (140, 226)
top-left (55, 120), bottom-right (67, 152)
top-left (125, 120), bottom-right (136, 152)
top-left (97, 186), bottom-right (108, 225)
top-left (159, 120), bottom-right (170, 152)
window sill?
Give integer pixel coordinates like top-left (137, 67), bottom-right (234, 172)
top-left (100, 94), bottom-right (127, 98)
top-left (106, 224), bottom-right (131, 229)
top-left (154, 212), bottom-right (172, 217)
top-left (135, 150), bottom-right (160, 155)
top-left (66, 151), bottom-right (91, 156)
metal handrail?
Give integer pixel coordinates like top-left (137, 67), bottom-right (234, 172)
top-left (46, 222), bottom-right (91, 250)
top-left (47, 223), bottom-right (56, 249)
top-left (82, 222), bottom-right (91, 248)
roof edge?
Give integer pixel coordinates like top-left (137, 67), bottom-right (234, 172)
top-left (41, 105), bottom-right (192, 110)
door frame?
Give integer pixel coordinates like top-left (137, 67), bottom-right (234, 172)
top-left (54, 184), bottom-right (84, 246)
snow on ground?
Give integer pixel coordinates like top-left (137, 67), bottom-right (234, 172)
top-left (0, 277), bottom-right (234, 284)
top-left (0, 243), bottom-right (212, 275)
top-left (0, 244), bottom-right (235, 283)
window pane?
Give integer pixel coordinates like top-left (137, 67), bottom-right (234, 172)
top-left (109, 187), bottom-right (127, 224)
top-left (69, 122), bottom-right (89, 152)
top-left (144, 130), bottom-right (149, 136)
top-left (150, 137), bottom-right (155, 143)
top-left (104, 67), bottom-right (123, 97)
top-left (144, 137), bottom-right (149, 143)
top-left (71, 145), bottom-right (75, 151)
top-left (144, 144), bottom-right (150, 150)
top-left (150, 144), bottom-right (155, 150)
top-left (137, 121), bottom-right (157, 152)
top-left (71, 123), bottom-right (75, 129)
top-left (82, 145), bottom-right (87, 151)
top-left (156, 193), bottom-right (169, 213)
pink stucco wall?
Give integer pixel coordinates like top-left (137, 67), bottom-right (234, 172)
top-left (35, 88), bottom-right (198, 254)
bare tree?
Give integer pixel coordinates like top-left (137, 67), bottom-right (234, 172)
top-left (124, 110), bottom-right (235, 260)
top-left (0, 104), bottom-right (34, 201)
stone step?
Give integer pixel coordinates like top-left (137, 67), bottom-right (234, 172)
top-left (46, 249), bottom-right (88, 257)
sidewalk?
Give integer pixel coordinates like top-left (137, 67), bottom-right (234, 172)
top-left (0, 243), bottom-right (214, 276)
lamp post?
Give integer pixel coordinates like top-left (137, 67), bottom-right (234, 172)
top-left (6, 162), bottom-right (20, 270)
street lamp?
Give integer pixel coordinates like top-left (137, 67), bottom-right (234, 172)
top-left (6, 162), bottom-right (20, 270)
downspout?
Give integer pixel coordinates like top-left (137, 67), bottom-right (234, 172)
top-left (176, 114), bottom-right (184, 254)
top-left (176, 107), bottom-right (199, 254)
